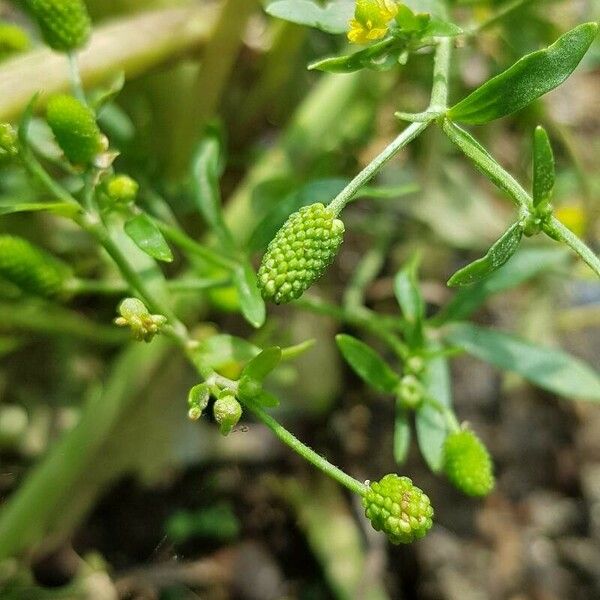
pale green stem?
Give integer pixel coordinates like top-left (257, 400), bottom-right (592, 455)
top-left (243, 397), bottom-right (368, 497)
top-left (546, 217), bottom-right (600, 278)
top-left (67, 52), bottom-right (87, 104)
top-left (67, 276), bottom-right (231, 296)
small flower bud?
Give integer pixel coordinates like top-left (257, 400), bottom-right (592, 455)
top-left (443, 427), bottom-right (494, 497)
top-left (114, 297), bottom-right (167, 343)
top-left (26, 0), bottom-right (91, 52)
top-left (258, 203), bottom-right (345, 304)
top-left (397, 374), bottom-right (423, 410)
top-left (0, 235), bottom-right (71, 299)
top-left (46, 94), bottom-right (104, 165)
top-left (0, 123), bottom-right (18, 161)
top-left (363, 474), bottom-right (434, 544)
top-left (105, 174), bottom-right (139, 205)
top-left (213, 394), bottom-right (242, 436)
top-left (187, 383), bottom-right (210, 420)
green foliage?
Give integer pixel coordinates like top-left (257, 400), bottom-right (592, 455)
top-left (124, 214), bottom-right (173, 263)
top-left (266, 0), bottom-right (354, 34)
top-left (532, 126), bottom-right (555, 210)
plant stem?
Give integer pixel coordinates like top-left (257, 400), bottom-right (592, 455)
top-left (67, 276), bottom-right (231, 296)
top-left (429, 37), bottom-right (452, 110)
top-left (67, 52), bottom-right (86, 105)
top-left (547, 217), bottom-right (600, 278)
top-left (242, 397), bottom-right (368, 497)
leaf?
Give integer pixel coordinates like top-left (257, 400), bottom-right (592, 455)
top-left (265, 0), bottom-right (354, 34)
top-left (394, 409), bottom-right (411, 465)
top-left (241, 347), bottom-right (282, 382)
top-left (249, 178), bottom-right (347, 252)
top-left (124, 214), bottom-right (173, 262)
top-left (233, 263), bottom-right (266, 328)
top-left (308, 38), bottom-right (399, 73)
top-left (532, 125), bottom-right (555, 208)
top-left (422, 19), bottom-right (462, 37)
top-left (90, 71), bottom-right (126, 112)
top-left (446, 323), bottom-right (600, 402)
top-left (394, 254), bottom-right (424, 346)
top-left (195, 334), bottom-right (260, 371)
top-left (448, 23), bottom-right (598, 124)
top-left (416, 347), bottom-right (452, 472)
top-left (433, 247), bottom-right (568, 324)
top-left (256, 390), bottom-right (280, 408)
top-left (335, 334), bottom-right (399, 393)
top-left (0, 201), bottom-right (79, 217)
top-left (191, 127), bottom-right (235, 250)
top-left (280, 339), bottom-right (316, 361)
top-left (447, 221), bottom-right (524, 287)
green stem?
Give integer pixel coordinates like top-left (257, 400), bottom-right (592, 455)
top-left (423, 395), bottom-right (460, 432)
top-left (546, 217), bottom-right (600, 278)
top-left (429, 37), bottom-right (452, 110)
top-left (242, 397), bottom-right (367, 497)
top-left (67, 276), bottom-right (231, 296)
top-left (67, 52), bottom-right (87, 105)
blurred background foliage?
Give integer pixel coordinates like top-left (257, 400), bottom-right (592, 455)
top-left (0, 0), bottom-right (599, 598)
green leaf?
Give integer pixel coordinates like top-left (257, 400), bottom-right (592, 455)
top-left (241, 346), bottom-right (282, 382)
top-left (422, 19), bottom-right (462, 37)
top-left (448, 221), bottom-right (524, 287)
top-left (394, 254), bottom-right (424, 346)
top-left (90, 71), bottom-right (126, 112)
top-left (249, 178), bottom-right (347, 252)
top-left (532, 125), bottom-right (555, 209)
top-left (280, 339), bottom-right (316, 361)
top-left (433, 247), bottom-right (568, 324)
top-left (394, 409), bottom-right (411, 465)
top-left (256, 390), bottom-right (280, 408)
top-left (336, 334), bottom-right (399, 393)
top-left (191, 127), bottom-right (235, 250)
top-left (124, 214), bottom-right (173, 263)
top-left (448, 23), bottom-right (598, 124)
top-left (0, 201), bottom-right (79, 217)
top-left (446, 323), bottom-right (600, 402)
top-left (265, 0), bottom-right (354, 34)
top-left (416, 347), bottom-right (452, 472)
top-left (308, 38), bottom-right (399, 73)
top-left (195, 334), bottom-right (260, 371)
top-left (232, 263), bottom-right (266, 328)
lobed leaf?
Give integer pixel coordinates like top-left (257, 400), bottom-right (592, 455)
top-left (448, 23), bottom-right (598, 124)
top-left (445, 323), bottom-right (600, 402)
top-left (336, 334), bottom-right (399, 393)
top-left (448, 221), bottom-right (524, 287)
top-left (532, 125), bottom-right (555, 209)
top-left (124, 214), bottom-right (173, 263)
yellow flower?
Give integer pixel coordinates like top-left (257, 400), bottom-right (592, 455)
top-left (348, 0), bottom-right (398, 45)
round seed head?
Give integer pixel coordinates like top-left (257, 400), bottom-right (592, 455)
top-left (443, 427), bottom-right (495, 497)
top-left (363, 474), bottom-right (434, 544)
top-left (46, 94), bottom-right (104, 165)
top-left (213, 395), bottom-right (242, 436)
top-left (26, 0), bottom-right (91, 52)
top-left (258, 203), bottom-right (344, 304)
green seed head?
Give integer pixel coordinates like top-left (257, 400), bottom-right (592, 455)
top-left (0, 22), bottom-right (30, 60)
top-left (26, 0), bottom-right (91, 52)
top-left (213, 394), bottom-right (242, 436)
top-left (363, 474), bottom-right (434, 544)
top-left (114, 297), bottom-right (167, 343)
top-left (443, 427), bottom-right (495, 497)
top-left (0, 235), bottom-right (71, 299)
top-left (258, 203), bottom-right (344, 304)
top-left (397, 374), bottom-right (423, 410)
top-left (105, 174), bottom-right (139, 205)
top-left (0, 123), bottom-right (18, 161)
top-left (46, 94), bottom-right (104, 165)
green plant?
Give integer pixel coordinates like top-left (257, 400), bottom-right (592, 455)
top-left (0, 0), bottom-right (599, 573)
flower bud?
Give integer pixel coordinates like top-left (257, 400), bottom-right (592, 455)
top-left (258, 203), bottom-right (344, 304)
top-left (26, 0), bottom-right (91, 52)
top-left (187, 383), bottom-right (210, 421)
top-left (213, 394), bottom-right (242, 436)
top-left (443, 427), bottom-right (494, 497)
top-left (0, 235), bottom-right (71, 299)
top-left (363, 474), bottom-right (434, 544)
top-left (46, 94), bottom-right (104, 165)
top-left (105, 174), bottom-right (139, 205)
top-left (397, 374), bottom-right (423, 410)
top-left (114, 297), bottom-right (167, 343)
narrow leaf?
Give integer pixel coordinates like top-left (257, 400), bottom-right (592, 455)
top-left (308, 38), bottom-right (397, 73)
top-left (422, 19), bottom-right (462, 37)
top-left (281, 339), bottom-right (316, 361)
top-left (0, 202), bottom-right (79, 217)
top-left (195, 334), bottom-right (259, 371)
top-left (233, 263), bottom-right (266, 328)
top-left (256, 390), bottom-right (280, 408)
top-left (449, 23), bottom-right (598, 124)
top-left (434, 247), bottom-right (568, 324)
top-left (266, 0), bottom-right (354, 34)
top-left (394, 409), bottom-right (411, 465)
top-left (394, 254), bottom-right (424, 346)
top-left (446, 323), bottom-right (600, 402)
top-left (191, 128), bottom-right (235, 250)
top-left (532, 125), bottom-right (555, 208)
top-left (448, 221), bottom-right (524, 287)
top-left (416, 347), bottom-right (452, 472)
top-left (336, 334), bottom-right (400, 393)
top-left (242, 346), bottom-right (282, 382)
top-left (124, 214), bottom-right (173, 262)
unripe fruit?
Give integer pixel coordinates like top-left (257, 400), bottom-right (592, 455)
top-left (26, 0), bottom-right (91, 52)
top-left (0, 123), bottom-right (18, 161)
top-left (105, 174), bottom-right (139, 205)
top-left (46, 94), bottom-right (104, 165)
top-left (363, 474), bottom-right (433, 544)
top-left (258, 203), bottom-right (344, 304)
top-left (213, 395), bottom-right (242, 436)
top-left (443, 427), bottom-right (494, 497)
top-left (0, 235), bottom-right (71, 298)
